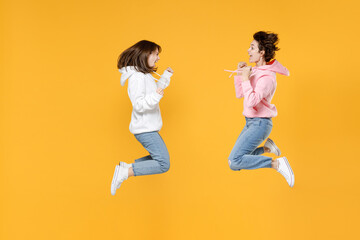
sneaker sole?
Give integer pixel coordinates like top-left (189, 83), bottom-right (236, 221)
top-left (267, 138), bottom-right (281, 156)
top-left (111, 165), bottom-right (119, 195)
top-left (282, 157), bottom-right (294, 187)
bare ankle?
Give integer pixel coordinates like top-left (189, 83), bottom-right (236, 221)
top-left (271, 160), bottom-right (278, 170)
top-left (264, 146), bottom-right (270, 153)
top-left (128, 167), bottom-right (134, 178)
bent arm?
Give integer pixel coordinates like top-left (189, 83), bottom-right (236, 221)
top-left (156, 70), bottom-right (173, 89)
top-left (129, 74), bottom-right (163, 113)
top-left (234, 75), bottom-right (244, 98)
top-left (242, 76), bottom-right (274, 108)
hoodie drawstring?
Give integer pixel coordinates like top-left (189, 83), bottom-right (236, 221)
top-left (224, 69), bottom-right (243, 78)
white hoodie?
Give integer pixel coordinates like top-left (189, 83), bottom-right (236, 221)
top-left (119, 66), bottom-right (173, 134)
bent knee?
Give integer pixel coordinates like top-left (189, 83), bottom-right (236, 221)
top-left (228, 159), bottom-right (241, 171)
top-left (228, 159), bottom-right (235, 170)
top-left (160, 162), bottom-right (170, 173)
top-left (160, 155), bottom-right (170, 173)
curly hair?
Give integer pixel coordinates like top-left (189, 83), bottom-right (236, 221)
top-left (253, 31), bottom-right (279, 62)
top-left (117, 40), bottom-right (161, 73)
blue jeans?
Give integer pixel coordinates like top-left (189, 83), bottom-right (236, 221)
top-left (229, 117), bottom-right (273, 170)
top-left (132, 131), bottom-right (170, 176)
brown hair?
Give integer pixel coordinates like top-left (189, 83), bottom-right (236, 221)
top-left (117, 40), bottom-right (162, 73)
top-left (253, 31), bottom-right (279, 62)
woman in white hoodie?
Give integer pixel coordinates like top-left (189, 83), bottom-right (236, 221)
top-left (111, 40), bottom-right (174, 195)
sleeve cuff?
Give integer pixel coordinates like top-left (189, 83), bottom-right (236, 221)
top-left (162, 70), bottom-right (173, 79)
top-left (154, 92), bottom-right (163, 100)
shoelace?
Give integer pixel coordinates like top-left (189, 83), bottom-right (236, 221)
top-left (115, 163), bottom-right (129, 188)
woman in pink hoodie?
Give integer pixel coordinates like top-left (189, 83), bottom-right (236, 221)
top-left (228, 31), bottom-right (295, 187)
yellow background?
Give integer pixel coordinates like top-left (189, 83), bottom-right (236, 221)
top-left (1, 0), bottom-right (360, 239)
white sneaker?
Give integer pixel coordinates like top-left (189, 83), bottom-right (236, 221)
top-left (111, 165), bottom-right (120, 196)
top-left (116, 162), bottom-right (129, 188)
top-left (264, 138), bottom-right (281, 156)
top-left (276, 157), bottom-right (294, 187)
top-left (120, 162), bottom-right (132, 169)
top-left (110, 163), bottom-right (129, 195)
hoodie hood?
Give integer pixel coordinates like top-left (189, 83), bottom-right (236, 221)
top-left (255, 60), bottom-right (290, 76)
top-left (119, 66), bottom-right (138, 86)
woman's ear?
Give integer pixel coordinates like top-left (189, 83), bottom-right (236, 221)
top-left (260, 50), bottom-right (265, 57)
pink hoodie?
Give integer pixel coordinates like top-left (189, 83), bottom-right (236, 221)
top-left (234, 60), bottom-right (289, 118)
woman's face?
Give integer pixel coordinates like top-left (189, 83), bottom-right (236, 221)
top-left (147, 48), bottom-right (160, 68)
top-left (248, 40), bottom-right (264, 63)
